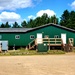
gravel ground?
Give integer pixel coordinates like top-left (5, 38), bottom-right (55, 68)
top-left (0, 54), bottom-right (75, 75)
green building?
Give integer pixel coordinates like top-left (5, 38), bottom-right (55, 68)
top-left (0, 23), bottom-right (75, 49)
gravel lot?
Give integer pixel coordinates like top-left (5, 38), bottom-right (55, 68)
top-left (0, 54), bottom-right (75, 75)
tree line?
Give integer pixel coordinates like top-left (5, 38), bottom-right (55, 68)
top-left (0, 13), bottom-right (58, 28)
top-left (0, 10), bottom-right (75, 29)
top-left (60, 10), bottom-right (75, 29)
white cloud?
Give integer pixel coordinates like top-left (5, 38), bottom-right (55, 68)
top-left (28, 9), bottom-right (56, 19)
top-left (0, 0), bottom-right (33, 10)
top-left (0, 11), bottom-right (21, 23)
top-left (28, 15), bottom-right (35, 19)
top-left (37, 9), bottom-right (56, 17)
top-left (70, 1), bottom-right (75, 9)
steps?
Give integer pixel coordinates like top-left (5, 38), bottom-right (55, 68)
top-left (28, 38), bottom-right (63, 50)
top-left (63, 39), bottom-right (73, 52)
top-left (29, 44), bottom-right (36, 50)
top-left (28, 39), bottom-right (36, 50)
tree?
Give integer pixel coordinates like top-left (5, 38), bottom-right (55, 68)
top-left (27, 13), bottom-right (59, 28)
top-left (60, 10), bottom-right (75, 29)
top-left (41, 13), bottom-right (49, 24)
top-left (5, 22), bottom-right (11, 28)
top-left (0, 23), bottom-right (5, 28)
top-left (27, 19), bottom-right (35, 28)
top-left (50, 15), bottom-right (58, 24)
top-left (34, 17), bottom-right (42, 27)
top-left (0, 22), bottom-right (11, 28)
top-left (21, 20), bottom-right (27, 28)
top-left (69, 11), bottom-right (75, 29)
top-left (12, 22), bottom-right (20, 28)
top-left (60, 10), bottom-right (70, 27)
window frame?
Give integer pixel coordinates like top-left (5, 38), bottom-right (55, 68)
top-left (15, 35), bottom-right (20, 39)
top-left (54, 35), bottom-right (59, 38)
top-left (44, 35), bottom-right (49, 38)
top-left (30, 35), bottom-right (35, 39)
top-left (0, 35), bottom-right (2, 39)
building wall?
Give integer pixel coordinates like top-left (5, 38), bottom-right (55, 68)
top-left (0, 25), bottom-right (75, 47)
top-left (0, 33), bottom-right (26, 46)
top-left (26, 25), bottom-right (75, 46)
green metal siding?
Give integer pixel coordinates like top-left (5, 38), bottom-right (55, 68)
top-left (0, 33), bottom-right (27, 46)
top-left (25, 25), bottom-right (75, 46)
top-left (0, 25), bottom-right (75, 47)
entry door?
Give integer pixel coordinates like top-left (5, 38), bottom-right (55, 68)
top-left (0, 41), bottom-right (2, 51)
top-left (61, 34), bottom-right (66, 44)
top-left (2, 41), bottom-right (8, 51)
top-left (37, 33), bottom-right (43, 44)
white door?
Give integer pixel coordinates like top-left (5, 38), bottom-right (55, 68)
top-left (0, 41), bottom-right (2, 51)
top-left (37, 33), bottom-right (42, 44)
top-left (2, 41), bottom-right (8, 51)
top-left (61, 34), bottom-right (66, 44)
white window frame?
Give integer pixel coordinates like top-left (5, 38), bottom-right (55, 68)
top-left (54, 35), bottom-right (59, 38)
top-left (44, 35), bottom-right (49, 38)
top-left (15, 35), bottom-right (20, 39)
top-left (0, 35), bottom-right (2, 39)
top-left (30, 35), bottom-right (35, 39)
top-left (69, 38), bottom-right (74, 42)
top-left (69, 38), bottom-right (74, 44)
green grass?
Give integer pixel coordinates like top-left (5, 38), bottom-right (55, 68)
top-left (47, 50), bottom-right (65, 54)
top-left (73, 49), bottom-right (75, 52)
top-left (0, 48), bottom-right (66, 56)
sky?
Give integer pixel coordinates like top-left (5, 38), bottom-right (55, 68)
top-left (0, 0), bottom-right (75, 24)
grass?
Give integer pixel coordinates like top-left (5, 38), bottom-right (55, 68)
top-left (73, 49), bottom-right (75, 53)
top-left (0, 48), bottom-right (66, 56)
top-left (47, 50), bottom-right (65, 54)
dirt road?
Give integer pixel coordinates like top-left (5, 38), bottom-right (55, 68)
top-left (0, 54), bottom-right (75, 75)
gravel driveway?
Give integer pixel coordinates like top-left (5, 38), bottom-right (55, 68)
top-left (0, 54), bottom-right (75, 75)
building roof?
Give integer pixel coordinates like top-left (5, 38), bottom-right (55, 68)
top-left (0, 23), bottom-right (75, 33)
top-left (0, 28), bottom-right (32, 32)
top-left (26, 23), bottom-right (75, 33)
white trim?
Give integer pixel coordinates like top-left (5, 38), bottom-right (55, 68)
top-left (37, 33), bottom-right (43, 44)
top-left (15, 35), bottom-right (20, 39)
top-left (54, 35), bottom-right (59, 38)
top-left (61, 33), bottom-right (66, 44)
top-left (44, 35), bottom-right (49, 38)
top-left (0, 35), bottom-right (2, 39)
top-left (30, 35), bottom-right (35, 39)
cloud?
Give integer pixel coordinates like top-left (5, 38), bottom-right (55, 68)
top-left (0, 11), bottom-right (21, 23)
top-left (70, 1), bottom-right (75, 9)
top-left (0, 0), bottom-right (33, 10)
top-left (37, 9), bottom-right (56, 17)
top-left (0, 0), bottom-right (42, 11)
top-left (28, 9), bottom-right (56, 19)
top-left (28, 15), bottom-right (35, 19)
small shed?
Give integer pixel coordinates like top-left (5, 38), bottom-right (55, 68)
top-left (0, 41), bottom-right (8, 51)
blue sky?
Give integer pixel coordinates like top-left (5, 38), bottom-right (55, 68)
top-left (0, 0), bottom-right (75, 24)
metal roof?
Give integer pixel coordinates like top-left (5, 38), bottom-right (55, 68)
top-left (28, 23), bottom-right (75, 32)
top-left (0, 28), bottom-right (32, 32)
top-left (0, 23), bottom-right (75, 33)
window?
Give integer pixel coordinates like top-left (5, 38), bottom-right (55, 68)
top-left (0, 35), bottom-right (2, 39)
top-left (69, 38), bottom-right (74, 44)
top-left (44, 35), bottom-right (49, 38)
top-left (30, 35), bottom-right (35, 39)
top-left (54, 35), bottom-right (59, 38)
top-left (69, 38), bottom-right (73, 42)
top-left (15, 35), bottom-right (20, 39)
